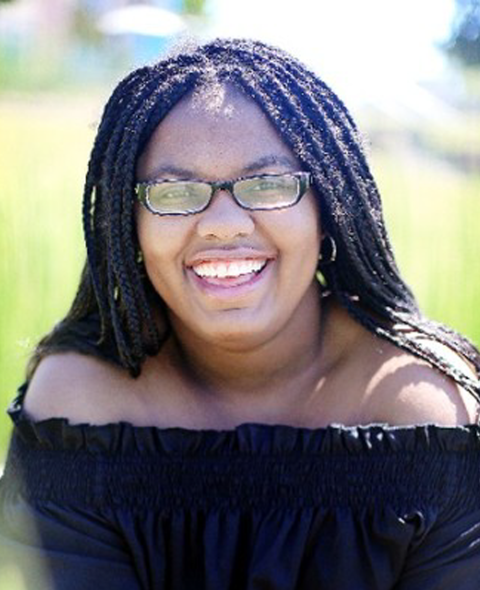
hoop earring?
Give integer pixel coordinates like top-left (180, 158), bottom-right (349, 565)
top-left (136, 249), bottom-right (144, 264)
top-left (318, 235), bottom-right (337, 265)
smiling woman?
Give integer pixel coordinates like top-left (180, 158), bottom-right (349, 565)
top-left (0, 38), bottom-right (480, 590)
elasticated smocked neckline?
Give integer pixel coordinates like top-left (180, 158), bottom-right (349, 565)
top-left (4, 383), bottom-right (480, 512)
top-left (7, 381), bottom-right (480, 455)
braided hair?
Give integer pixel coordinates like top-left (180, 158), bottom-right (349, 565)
top-left (29, 38), bottom-right (480, 402)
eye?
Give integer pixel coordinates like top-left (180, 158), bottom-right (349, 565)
top-left (159, 186), bottom-right (189, 199)
top-left (254, 180), bottom-right (279, 191)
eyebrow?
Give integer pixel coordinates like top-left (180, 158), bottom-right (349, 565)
top-left (241, 155), bottom-right (299, 174)
top-left (147, 165), bottom-right (197, 180)
top-left (145, 155), bottom-right (299, 181)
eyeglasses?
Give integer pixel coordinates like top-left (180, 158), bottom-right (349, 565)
top-left (135, 171), bottom-right (311, 216)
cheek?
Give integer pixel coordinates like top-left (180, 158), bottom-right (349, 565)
top-left (297, 195), bottom-right (322, 253)
top-left (136, 212), bottom-right (190, 281)
top-left (262, 197), bottom-right (321, 259)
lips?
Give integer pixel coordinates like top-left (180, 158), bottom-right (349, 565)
top-left (186, 253), bottom-right (273, 295)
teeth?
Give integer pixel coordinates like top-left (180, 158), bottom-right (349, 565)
top-left (192, 259), bottom-right (267, 279)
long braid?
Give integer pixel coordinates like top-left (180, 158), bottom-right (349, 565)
top-left (261, 61), bottom-right (408, 304)
top-left (97, 71), bottom-right (201, 372)
top-left (249, 43), bottom-right (404, 275)
top-left (80, 68), bottom-right (154, 309)
top-left (241, 49), bottom-right (416, 311)
top-left (28, 37), bottom-right (480, 403)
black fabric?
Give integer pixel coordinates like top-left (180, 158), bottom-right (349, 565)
top-left (1, 384), bottom-right (480, 589)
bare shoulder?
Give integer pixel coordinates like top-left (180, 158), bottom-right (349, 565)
top-left (364, 339), bottom-right (480, 427)
top-left (24, 352), bottom-right (136, 425)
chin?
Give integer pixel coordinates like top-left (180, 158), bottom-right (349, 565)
top-left (197, 313), bottom-right (278, 351)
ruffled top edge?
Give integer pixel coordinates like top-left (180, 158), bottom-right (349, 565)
top-left (6, 382), bottom-right (480, 455)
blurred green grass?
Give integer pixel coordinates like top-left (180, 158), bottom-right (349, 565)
top-left (0, 96), bottom-right (96, 461)
top-left (371, 150), bottom-right (480, 341)
top-left (0, 96), bottom-right (479, 463)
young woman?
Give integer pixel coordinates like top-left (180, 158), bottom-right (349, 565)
top-left (1, 38), bottom-right (479, 590)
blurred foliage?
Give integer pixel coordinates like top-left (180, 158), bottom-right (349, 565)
top-left (0, 1), bottom-right (195, 93)
top-left (182, 0), bottom-right (206, 16)
top-left (72, 4), bottom-right (104, 48)
top-left (446, 0), bottom-right (480, 67)
top-left (0, 96), bottom-right (97, 460)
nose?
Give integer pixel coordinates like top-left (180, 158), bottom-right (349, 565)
top-left (196, 189), bottom-right (255, 240)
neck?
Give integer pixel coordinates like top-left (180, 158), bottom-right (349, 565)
top-left (165, 285), bottom-right (333, 403)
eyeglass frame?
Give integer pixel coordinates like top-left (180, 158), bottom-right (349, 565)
top-left (135, 171), bottom-right (312, 216)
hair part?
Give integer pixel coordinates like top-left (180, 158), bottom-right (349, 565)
top-left (28, 38), bottom-right (480, 403)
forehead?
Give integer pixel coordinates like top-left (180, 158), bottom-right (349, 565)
top-left (136, 83), bottom-right (300, 180)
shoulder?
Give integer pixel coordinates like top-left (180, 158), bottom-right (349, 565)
top-left (23, 352), bottom-right (137, 425)
top-left (364, 340), bottom-right (480, 426)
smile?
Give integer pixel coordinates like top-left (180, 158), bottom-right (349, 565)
top-left (187, 257), bottom-right (272, 297)
top-left (191, 259), bottom-right (268, 279)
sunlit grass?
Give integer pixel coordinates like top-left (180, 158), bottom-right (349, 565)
top-left (0, 96), bottom-right (97, 460)
top-left (372, 150), bottom-right (480, 343)
top-left (0, 96), bottom-right (479, 463)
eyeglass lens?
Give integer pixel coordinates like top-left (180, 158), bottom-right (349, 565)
top-left (143, 173), bottom-right (306, 215)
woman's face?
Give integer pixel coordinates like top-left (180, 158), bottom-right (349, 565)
top-left (136, 85), bottom-right (322, 349)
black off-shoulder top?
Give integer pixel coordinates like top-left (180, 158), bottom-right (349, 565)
top-left (1, 383), bottom-right (480, 590)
